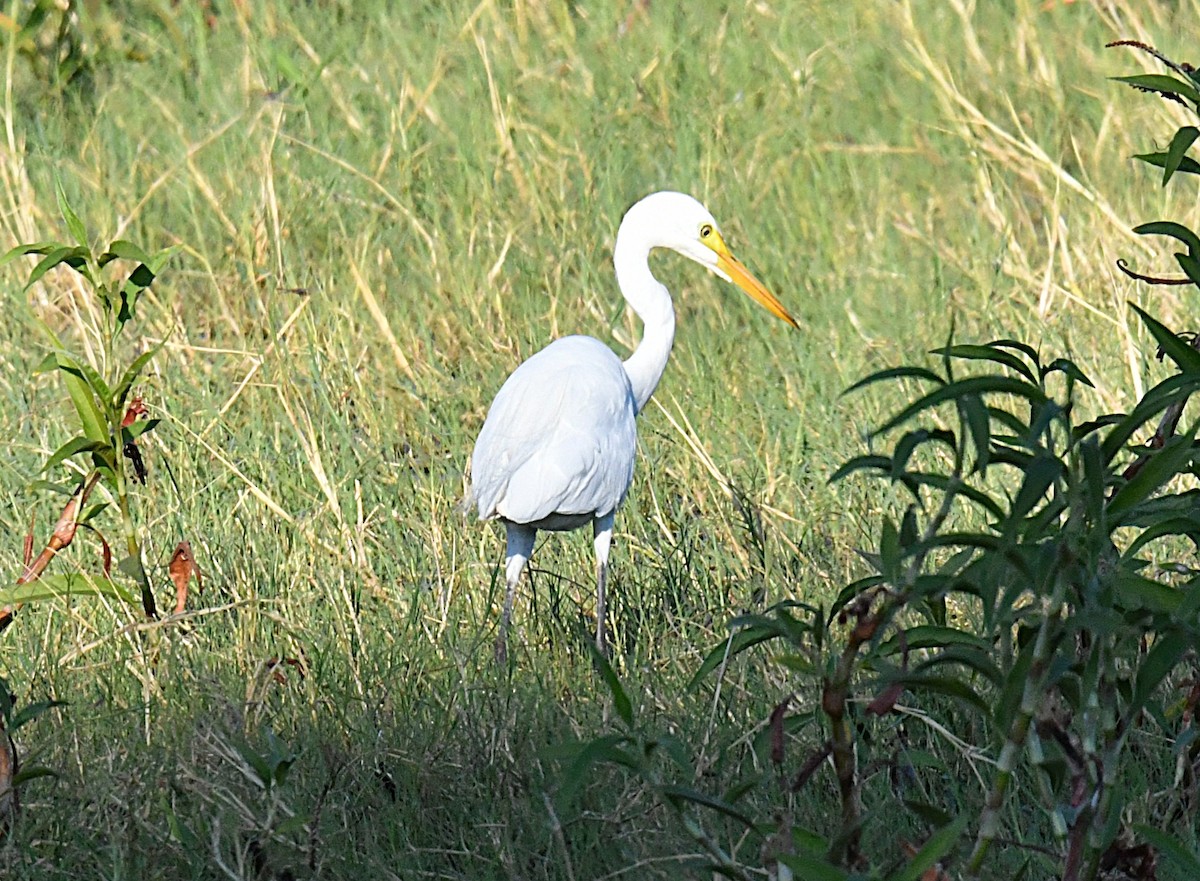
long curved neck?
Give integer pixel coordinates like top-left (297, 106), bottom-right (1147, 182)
top-left (615, 231), bottom-right (676, 413)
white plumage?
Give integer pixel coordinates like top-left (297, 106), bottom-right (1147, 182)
top-left (471, 191), bottom-right (798, 659)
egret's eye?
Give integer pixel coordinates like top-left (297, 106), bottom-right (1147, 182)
top-left (699, 223), bottom-right (714, 239)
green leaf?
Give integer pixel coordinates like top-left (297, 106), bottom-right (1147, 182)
top-left (26, 245), bottom-right (91, 287)
top-left (879, 625), bottom-right (990, 655)
top-left (688, 624), bottom-right (781, 689)
top-left (125, 262), bottom-right (156, 290)
top-left (829, 454), bottom-right (891, 483)
top-left (1112, 571), bottom-right (1182, 615)
top-left (121, 419), bottom-right (160, 444)
top-left (891, 814), bottom-right (969, 881)
top-left (99, 239), bottom-right (152, 266)
top-left (1131, 631), bottom-right (1189, 717)
top-left (901, 799), bottom-right (953, 827)
top-left (1043, 357), bottom-right (1095, 388)
top-left (1164, 126), bottom-right (1200, 185)
top-left (589, 644), bottom-right (633, 728)
top-left (1130, 303), bottom-right (1200, 372)
top-left (54, 174), bottom-right (89, 250)
top-left (1108, 432), bottom-right (1198, 522)
top-left (553, 733), bottom-right (639, 804)
top-left (659, 784), bottom-right (755, 828)
top-left (1132, 825), bottom-right (1200, 876)
top-left (42, 436), bottom-right (106, 472)
top-left (842, 365), bottom-right (944, 397)
top-left (1134, 222), bottom-right (1200, 258)
top-left (1135, 151), bottom-right (1200, 177)
top-left (113, 343), bottom-right (164, 410)
top-left (0, 574), bottom-right (135, 607)
top-left (52, 354), bottom-right (109, 444)
top-left (1112, 73), bottom-right (1200, 106)
top-left (1007, 453), bottom-right (1064, 526)
top-left (777, 851), bottom-right (851, 881)
top-left (1176, 252), bottom-right (1200, 287)
top-left (1100, 372), bottom-right (1200, 466)
top-left (930, 343), bottom-right (1036, 382)
top-left (874, 376), bottom-right (1048, 438)
top-left (0, 241), bottom-right (62, 270)
top-left (960, 393), bottom-right (990, 473)
top-left (8, 699), bottom-right (67, 731)
top-left (11, 766), bottom-right (59, 787)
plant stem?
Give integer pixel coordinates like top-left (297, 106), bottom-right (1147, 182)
top-left (967, 587), bottom-right (1064, 875)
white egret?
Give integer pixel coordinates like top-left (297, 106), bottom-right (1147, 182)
top-left (470, 191), bottom-right (798, 659)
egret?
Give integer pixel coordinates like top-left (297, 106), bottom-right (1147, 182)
top-left (470, 191), bottom-right (798, 659)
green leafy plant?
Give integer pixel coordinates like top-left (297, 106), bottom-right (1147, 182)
top-left (557, 40), bottom-right (1200, 881)
top-left (0, 177), bottom-right (173, 626)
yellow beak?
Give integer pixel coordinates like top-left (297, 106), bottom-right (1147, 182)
top-left (710, 234), bottom-right (799, 329)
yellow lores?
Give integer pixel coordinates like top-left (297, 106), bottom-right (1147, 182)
top-left (470, 191), bottom-right (798, 661)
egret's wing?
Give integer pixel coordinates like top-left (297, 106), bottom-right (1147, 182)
top-left (471, 336), bottom-right (638, 524)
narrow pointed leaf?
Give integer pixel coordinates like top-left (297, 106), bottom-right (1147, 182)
top-left (659, 784), bottom-right (754, 828)
top-left (55, 175), bottom-right (89, 250)
top-left (892, 814), bottom-right (969, 881)
top-left (1109, 432), bottom-right (1198, 522)
top-left (589, 645), bottom-right (633, 728)
top-left (0, 241), bottom-right (61, 270)
top-left (1132, 825), bottom-right (1200, 876)
top-left (42, 436), bottom-right (106, 472)
top-left (689, 624), bottom-right (783, 689)
top-left (842, 365), bottom-right (944, 396)
top-left (1112, 74), bottom-right (1200, 105)
top-left (1134, 222), bottom-right (1200, 258)
top-left (1044, 357), bottom-right (1095, 387)
top-left (1135, 151), bottom-right (1200, 177)
top-left (113, 343), bottom-right (164, 409)
top-left (778, 852), bottom-right (850, 881)
top-left (26, 245), bottom-right (90, 287)
top-left (1164, 126), bottom-right (1200, 185)
top-left (1131, 303), bottom-right (1200, 372)
top-left (0, 573), bottom-right (135, 607)
top-left (99, 239), bottom-right (152, 266)
top-left (874, 376), bottom-right (1048, 438)
top-left (930, 344), bottom-right (1035, 382)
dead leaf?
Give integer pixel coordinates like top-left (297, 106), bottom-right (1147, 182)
top-left (168, 541), bottom-right (202, 614)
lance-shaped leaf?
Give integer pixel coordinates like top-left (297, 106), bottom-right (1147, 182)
top-left (54, 175), bottom-right (89, 250)
top-left (842, 365), bottom-right (945, 396)
top-left (930, 343), bottom-right (1036, 382)
top-left (1163, 126), bottom-right (1200, 185)
top-left (893, 814), bottom-right (969, 881)
top-left (112, 342), bottom-right (165, 410)
top-left (1132, 825), bottom-right (1200, 877)
top-left (659, 784), bottom-right (755, 828)
top-left (589, 643), bottom-right (633, 728)
top-left (1109, 431), bottom-right (1198, 523)
top-left (1134, 221), bottom-right (1200, 258)
top-left (0, 573), bottom-right (135, 607)
top-left (873, 376), bottom-right (1049, 438)
top-left (1112, 73), bottom-right (1200, 106)
top-left (48, 354), bottom-right (108, 445)
top-left (1135, 151), bottom-right (1200, 177)
top-left (26, 245), bottom-right (92, 287)
top-left (0, 241), bottom-right (63, 270)
top-left (42, 436), bottom-right (107, 473)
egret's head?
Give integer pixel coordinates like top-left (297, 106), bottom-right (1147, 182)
top-left (621, 191), bottom-right (799, 328)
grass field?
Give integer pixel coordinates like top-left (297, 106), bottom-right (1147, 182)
top-left (0, 1), bottom-right (1198, 878)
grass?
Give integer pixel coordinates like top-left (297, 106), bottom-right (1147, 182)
top-left (0, 0), bottom-right (1197, 877)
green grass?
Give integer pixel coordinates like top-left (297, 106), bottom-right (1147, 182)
top-left (0, 0), bottom-right (1198, 878)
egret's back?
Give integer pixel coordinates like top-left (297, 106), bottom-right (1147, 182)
top-left (471, 335), bottom-right (639, 528)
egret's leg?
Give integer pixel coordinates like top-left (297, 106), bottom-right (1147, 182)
top-left (497, 522), bottom-right (536, 662)
top-left (593, 513), bottom-right (615, 656)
